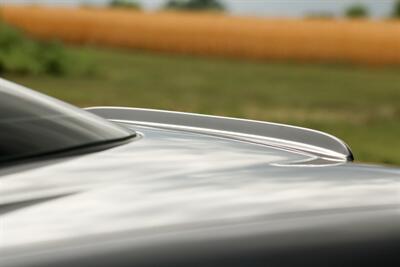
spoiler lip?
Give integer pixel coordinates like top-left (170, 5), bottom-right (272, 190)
top-left (86, 107), bottom-right (354, 162)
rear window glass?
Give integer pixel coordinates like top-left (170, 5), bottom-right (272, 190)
top-left (0, 78), bottom-right (135, 163)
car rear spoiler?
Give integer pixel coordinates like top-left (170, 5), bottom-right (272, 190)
top-left (86, 107), bottom-right (353, 162)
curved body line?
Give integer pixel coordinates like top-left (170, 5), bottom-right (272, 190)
top-left (86, 106), bottom-right (353, 162)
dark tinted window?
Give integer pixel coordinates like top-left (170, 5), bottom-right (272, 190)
top-left (0, 78), bottom-right (134, 163)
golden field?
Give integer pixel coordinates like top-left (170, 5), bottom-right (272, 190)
top-left (1, 5), bottom-right (400, 65)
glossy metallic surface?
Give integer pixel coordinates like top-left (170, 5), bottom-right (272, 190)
top-left (87, 107), bottom-right (353, 161)
top-left (1, 123), bottom-right (399, 261)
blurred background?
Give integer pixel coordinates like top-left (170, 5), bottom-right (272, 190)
top-left (0, 0), bottom-right (399, 165)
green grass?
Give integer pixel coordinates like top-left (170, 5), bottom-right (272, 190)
top-left (4, 46), bottom-right (400, 166)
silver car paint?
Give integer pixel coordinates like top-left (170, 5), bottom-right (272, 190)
top-left (1, 123), bottom-right (399, 252)
top-left (86, 107), bottom-right (353, 161)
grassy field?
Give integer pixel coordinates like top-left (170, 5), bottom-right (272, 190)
top-left (3, 46), bottom-right (400, 166)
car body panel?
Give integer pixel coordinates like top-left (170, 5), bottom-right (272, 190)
top-left (1, 124), bottom-right (399, 259)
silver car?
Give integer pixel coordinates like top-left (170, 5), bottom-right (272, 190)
top-left (0, 78), bottom-right (399, 266)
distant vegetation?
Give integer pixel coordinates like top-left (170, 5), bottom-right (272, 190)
top-left (305, 12), bottom-right (335, 20)
top-left (0, 21), bottom-right (93, 76)
top-left (165, 0), bottom-right (225, 11)
top-left (393, 0), bottom-right (400, 18)
top-left (345, 4), bottom-right (369, 18)
top-left (0, 22), bottom-right (67, 75)
top-left (109, 0), bottom-right (141, 9)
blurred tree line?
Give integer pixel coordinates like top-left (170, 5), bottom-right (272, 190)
top-left (346, 4), bottom-right (369, 18)
top-left (107, 0), bottom-right (225, 11)
top-left (106, 0), bottom-right (400, 17)
top-left (345, 0), bottom-right (400, 18)
top-left (393, 0), bottom-right (400, 18)
top-left (109, 0), bottom-right (141, 9)
top-left (165, 0), bottom-right (225, 11)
